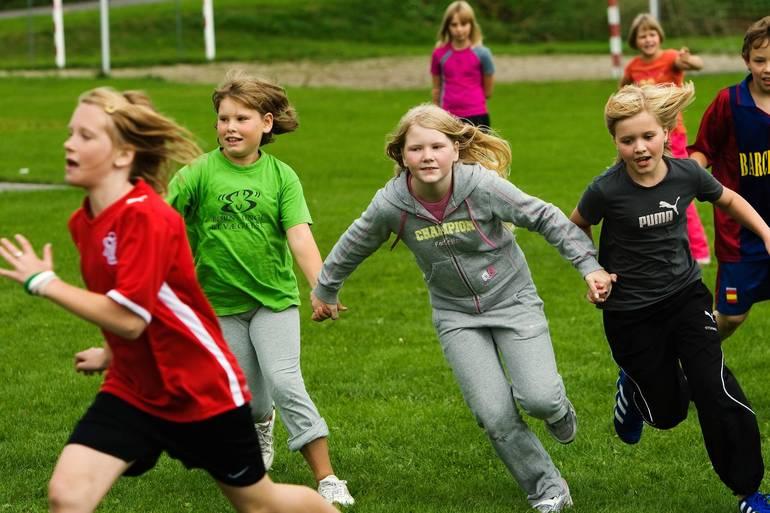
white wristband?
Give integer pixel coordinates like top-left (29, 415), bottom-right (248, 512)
top-left (25, 271), bottom-right (58, 296)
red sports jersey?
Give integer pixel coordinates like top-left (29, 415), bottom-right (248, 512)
top-left (68, 180), bottom-right (251, 422)
top-left (688, 77), bottom-right (770, 262)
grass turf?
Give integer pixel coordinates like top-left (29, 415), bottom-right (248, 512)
top-left (1, 71), bottom-right (768, 512)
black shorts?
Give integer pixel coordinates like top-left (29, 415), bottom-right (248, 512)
top-left (68, 392), bottom-right (265, 487)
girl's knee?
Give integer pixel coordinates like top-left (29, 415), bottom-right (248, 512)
top-left (649, 414), bottom-right (685, 430)
top-left (265, 372), bottom-right (304, 403)
top-left (48, 476), bottom-right (89, 513)
top-left (517, 392), bottom-right (562, 420)
top-left (474, 405), bottom-right (518, 440)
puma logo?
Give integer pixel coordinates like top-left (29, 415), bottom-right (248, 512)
top-left (659, 196), bottom-right (680, 215)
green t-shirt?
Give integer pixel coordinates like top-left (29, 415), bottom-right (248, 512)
top-left (167, 149), bottom-right (312, 315)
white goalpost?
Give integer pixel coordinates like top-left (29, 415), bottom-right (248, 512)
top-left (99, 0), bottom-right (110, 76)
top-left (49, 0), bottom-right (218, 75)
top-left (203, 0), bottom-right (215, 61)
top-left (52, 0), bottom-right (65, 69)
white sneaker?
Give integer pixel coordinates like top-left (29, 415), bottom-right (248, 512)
top-left (532, 479), bottom-right (573, 512)
top-left (317, 475), bottom-right (355, 507)
top-left (255, 409), bottom-right (275, 471)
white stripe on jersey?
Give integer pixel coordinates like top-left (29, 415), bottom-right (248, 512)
top-left (107, 289), bottom-right (152, 324)
top-left (158, 283), bottom-right (246, 407)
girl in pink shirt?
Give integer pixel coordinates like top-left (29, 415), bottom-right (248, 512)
top-left (431, 1), bottom-right (495, 128)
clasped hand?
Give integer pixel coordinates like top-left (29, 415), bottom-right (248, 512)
top-left (584, 269), bottom-right (617, 304)
top-left (310, 291), bottom-right (347, 322)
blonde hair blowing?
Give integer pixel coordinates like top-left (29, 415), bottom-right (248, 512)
top-left (436, 1), bottom-right (483, 47)
top-left (627, 13), bottom-right (665, 50)
top-left (605, 82), bottom-right (695, 136)
top-left (78, 87), bottom-right (202, 195)
top-left (212, 69), bottom-right (298, 146)
top-left (385, 104), bottom-right (511, 178)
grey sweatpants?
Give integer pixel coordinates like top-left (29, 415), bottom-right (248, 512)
top-left (433, 287), bottom-right (570, 506)
top-left (218, 305), bottom-right (329, 451)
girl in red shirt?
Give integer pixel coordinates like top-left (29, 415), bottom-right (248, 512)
top-left (0, 87), bottom-right (336, 513)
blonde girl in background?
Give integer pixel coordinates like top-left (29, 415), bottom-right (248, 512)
top-left (167, 70), bottom-right (354, 506)
top-left (621, 13), bottom-right (711, 266)
top-left (0, 87), bottom-right (337, 513)
top-left (311, 103), bottom-right (614, 512)
top-left (431, 1), bottom-right (495, 128)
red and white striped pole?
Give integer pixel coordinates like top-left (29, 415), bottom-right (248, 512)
top-left (607, 0), bottom-right (622, 78)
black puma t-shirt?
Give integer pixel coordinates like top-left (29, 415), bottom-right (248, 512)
top-left (578, 156), bottom-right (723, 310)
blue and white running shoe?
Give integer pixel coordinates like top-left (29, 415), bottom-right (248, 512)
top-left (739, 491), bottom-right (770, 513)
top-left (613, 369), bottom-right (643, 444)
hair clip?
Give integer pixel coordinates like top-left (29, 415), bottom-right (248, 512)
top-left (104, 104), bottom-right (117, 114)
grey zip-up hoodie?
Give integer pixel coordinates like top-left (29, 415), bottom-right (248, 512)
top-left (314, 163), bottom-right (602, 314)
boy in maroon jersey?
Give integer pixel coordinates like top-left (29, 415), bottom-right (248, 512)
top-left (689, 16), bottom-right (770, 341)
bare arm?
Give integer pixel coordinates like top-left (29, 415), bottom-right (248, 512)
top-left (483, 74), bottom-right (494, 99)
top-left (690, 151), bottom-right (708, 168)
top-left (0, 235), bottom-right (148, 340)
top-left (286, 223), bottom-right (323, 289)
top-left (431, 75), bottom-right (441, 105)
top-left (569, 208), bottom-right (595, 242)
top-left (714, 187), bottom-right (770, 253)
top-left (568, 208), bottom-right (617, 301)
top-left (675, 47), bottom-right (704, 71)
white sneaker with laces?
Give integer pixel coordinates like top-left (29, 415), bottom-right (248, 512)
top-left (532, 479), bottom-right (573, 512)
top-left (317, 474), bottom-right (355, 507)
top-left (255, 409), bottom-right (275, 471)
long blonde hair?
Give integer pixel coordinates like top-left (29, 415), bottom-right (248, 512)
top-left (385, 104), bottom-right (511, 178)
top-left (604, 82), bottom-right (695, 162)
top-left (212, 69), bottom-right (298, 146)
top-left (436, 1), bottom-right (483, 47)
top-left (78, 87), bottom-right (202, 194)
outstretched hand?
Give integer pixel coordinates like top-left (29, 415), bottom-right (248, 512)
top-left (584, 269), bottom-right (617, 304)
top-left (0, 234), bottom-right (53, 284)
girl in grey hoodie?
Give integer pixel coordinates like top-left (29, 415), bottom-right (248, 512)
top-left (311, 104), bottom-right (613, 512)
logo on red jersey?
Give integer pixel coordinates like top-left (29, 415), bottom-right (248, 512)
top-left (126, 195), bottom-right (147, 204)
top-left (102, 231), bottom-right (118, 265)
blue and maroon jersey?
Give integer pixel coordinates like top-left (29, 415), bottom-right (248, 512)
top-left (688, 75), bottom-right (770, 262)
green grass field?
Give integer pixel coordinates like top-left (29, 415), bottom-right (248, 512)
top-left (2, 72), bottom-right (770, 512)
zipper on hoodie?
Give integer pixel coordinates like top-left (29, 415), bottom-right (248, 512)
top-left (415, 212), bottom-right (482, 313)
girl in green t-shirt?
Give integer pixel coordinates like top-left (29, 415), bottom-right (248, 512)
top-left (167, 70), bottom-right (354, 507)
